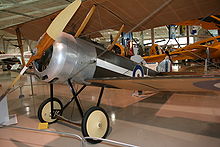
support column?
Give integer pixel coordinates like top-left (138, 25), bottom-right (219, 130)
top-left (2, 38), bottom-right (6, 53)
top-left (16, 27), bottom-right (25, 67)
top-left (186, 26), bottom-right (190, 45)
top-left (151, 28), bottom-right (155, 45)
top-left (140, 31), bottom-right (144, 47)
top-left (205, 47), bottom-right (210, 74)
top-left (0, 36), bottom-right (4, 52)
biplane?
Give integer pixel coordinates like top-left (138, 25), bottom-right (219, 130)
top-left (1, 0), bottom-right (220, 144)
top-left (143, 35), bottom-right (220, 63)
top-left (0, 51), bottom-right (31, 70)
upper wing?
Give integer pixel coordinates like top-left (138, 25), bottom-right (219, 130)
top-left (3, 0), bottom-right (220, 41)
top-left (176, 15), bottom-right (220, 30)
top-left (87, 74), bottom-right (220, 92)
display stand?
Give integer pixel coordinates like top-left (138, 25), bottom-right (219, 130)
top-left (0, 96), bottom-right (17, 126)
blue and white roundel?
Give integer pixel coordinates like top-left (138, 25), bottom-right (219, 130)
top-left (132, 65), bottom-right (144, 77)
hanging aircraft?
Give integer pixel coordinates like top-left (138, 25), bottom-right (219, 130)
top-left (1, 0), bottom-right (220, 144)
top-left (0, 54), bottom-right (20, 71)
top-left (143, 35), bottom-right (220, 63)
top-left (0, 51), bottom-right (31, 70)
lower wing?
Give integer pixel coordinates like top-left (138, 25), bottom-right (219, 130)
top-left (87, 74), bottom-right (220, 92)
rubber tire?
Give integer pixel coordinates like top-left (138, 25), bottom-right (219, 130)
top-left (38, 97), bottom-right (63, 124)
top-left (81, 106), bottom-right (110, 144)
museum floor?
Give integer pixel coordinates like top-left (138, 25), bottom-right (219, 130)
top-left (0, 70), bottom-right (220, 147)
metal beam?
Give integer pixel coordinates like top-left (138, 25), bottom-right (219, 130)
top-left (151, 28), bottom-right (155, 45)
top-left (0, 10), bottom-right (34, 18)
top-left (2, 38), bottom-right (6, 52)
top-left (6, 0), bottom-right (17, 3)
top-left (0, 0), bottom-right (41, 11)
top-left (186, 26), bottom-right (190, 45)
top-left (1, 0), bottom-right (17, 3)
top-left (140, 31), bottom-right (144, 47)
top-left (16, 28), bottom-right (25, 66)
top-left (0, 4), bottom-right (68, 29)
top-left (0, 0), bottom-right (67, 16)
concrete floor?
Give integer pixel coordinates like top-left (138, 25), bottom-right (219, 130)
top-left (0, 70), bottom-right (220, 147)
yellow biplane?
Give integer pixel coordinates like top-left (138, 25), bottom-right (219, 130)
top-left (143, 36), bottom-right (220, 63)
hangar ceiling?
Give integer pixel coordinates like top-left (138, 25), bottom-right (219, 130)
top-left (0, 0), bottom-right (217, 53)
top-left (0, 0), bottom-right (73, 29)
top-left (0, 0), bottom-right (76, 52)
top-left (0, 0), bottom-right (170, 52)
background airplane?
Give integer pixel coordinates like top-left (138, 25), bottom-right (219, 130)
top-left (143, 35), bottom-right (220, 63)
top-left (0, 51), bottom-right (31, 70)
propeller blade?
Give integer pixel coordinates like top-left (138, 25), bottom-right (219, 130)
top-left (27, 0), bottom-right (82, 66)
top-left (74, 5), bottom-right (96, 38)
top-left (48, 0), bottom-right (81, 40)
top-left (0, 0), bottom-right (82, 101)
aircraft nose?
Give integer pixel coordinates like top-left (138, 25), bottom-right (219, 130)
top-left (33, 45), bottom-right (53, 72)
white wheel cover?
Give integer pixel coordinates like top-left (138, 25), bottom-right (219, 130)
top-left (41, 101), bottom-right (61, 123)
top-left (86, 110), bottom-right (108, 138)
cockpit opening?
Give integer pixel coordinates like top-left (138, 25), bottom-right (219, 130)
top-left (34, 46), bottom-right (53, 72)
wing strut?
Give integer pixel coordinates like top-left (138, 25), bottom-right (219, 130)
top-left (211, 15), bottom-right (220, 21)
top-left (75, 5), bottom-right (96, 37)
top-left (107, 24), bottom-right (125, 51)
top-left (15, 27), bottom-right (25, 67)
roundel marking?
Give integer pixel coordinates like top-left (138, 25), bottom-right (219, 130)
top-left (133, 64), bottom-right (144, 77)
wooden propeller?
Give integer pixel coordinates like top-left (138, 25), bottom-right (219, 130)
top-left (0, 0), bottom-right (82, 101)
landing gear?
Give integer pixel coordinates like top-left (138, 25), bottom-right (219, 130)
top-left (38, 97), bottom-right (63, 124)
top-left (82, 106), bottom-right (109, 144)
top-left (37, 80), bottom-right (109, 144)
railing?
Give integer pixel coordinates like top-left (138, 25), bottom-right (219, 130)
top-left (0, 125), bottom-right (139, 147)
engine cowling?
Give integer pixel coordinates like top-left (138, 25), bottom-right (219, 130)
top-left (33, 32), bottom-right (97, 84)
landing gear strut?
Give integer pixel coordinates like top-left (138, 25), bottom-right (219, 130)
top-left (37, 79), bottom-right (109, 144)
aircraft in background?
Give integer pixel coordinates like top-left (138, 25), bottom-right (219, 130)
top-left (142, 14), bottom-right (220, 64)
top-left (1, 0), bottom-right (220, 144)
top-left (143, 35), bottom-right (220, 63)
top-left (0, 51), bottom-right (31, 70)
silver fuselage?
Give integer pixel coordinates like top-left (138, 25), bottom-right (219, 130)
top-left (33, 32), bottom-right (157, 84)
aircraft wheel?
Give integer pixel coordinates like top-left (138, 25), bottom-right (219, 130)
top-left (82, 106), bottom-right (109, 144)
top-left (38, 98), bottom-right (63, 124)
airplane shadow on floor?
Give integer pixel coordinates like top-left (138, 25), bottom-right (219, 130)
top-left (115, 91), bottom-right (220, 139)
top-left (10, 138), bottom-right (32, 147)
